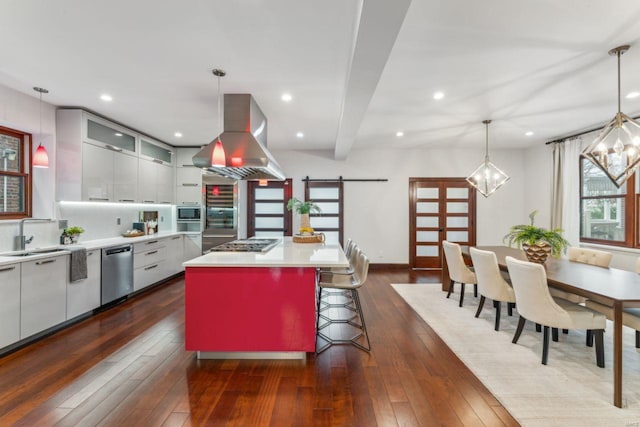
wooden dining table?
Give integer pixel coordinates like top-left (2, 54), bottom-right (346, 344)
top-left (443, 245), bottom-right (640, 408)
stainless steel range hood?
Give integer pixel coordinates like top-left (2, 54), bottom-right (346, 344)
top-left (193, 94), bottom-right (286, 180)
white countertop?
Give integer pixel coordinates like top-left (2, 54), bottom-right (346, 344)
top-left (183, 237), bottom-right (349, 268)
top-left (0, 231), bottom-right (186, 266)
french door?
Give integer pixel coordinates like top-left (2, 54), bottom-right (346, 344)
top-left (247, 179), bottom-right (293, 238)
top-left (409, 178), bottom-right (476, 269)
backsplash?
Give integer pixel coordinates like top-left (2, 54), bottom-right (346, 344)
top-left (0, 203), bottom-right (175, 252)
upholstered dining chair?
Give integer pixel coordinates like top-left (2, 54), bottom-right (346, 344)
top-left (442, 240), bottom-right (477, 307)
top-left (550, 247), bottom-right (612, 304)
top-left (585, 256), bottom-right (640, 349)
top-left (506, 256), bottom-right (606, 367)
top-left (316, 251), bottom-right (371, 353)
top-left (469, 247), bottom-right (516, 331)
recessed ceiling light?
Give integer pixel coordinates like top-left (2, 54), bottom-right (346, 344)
top-left (396, 131), bottom-right (404, 137)
top-left (100, 94), bottom-right (113, 102)
top-left (296, 132), bottom-right (304, 138)
top-left (114, 133), bottom-right (122, 137)
top-left (174, 132), bottom-right (183, 138)
top-left (525, 131), bottom-right (534, 136)
top-left (281, 93), bottom-right (293, 102)
top-left (626, 91), bottom-right (640, 99)
top-left (433, 91), bottom-right (444, 100)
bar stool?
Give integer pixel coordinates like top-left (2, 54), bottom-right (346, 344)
top-left (316, 251), bottom-right (370, 353)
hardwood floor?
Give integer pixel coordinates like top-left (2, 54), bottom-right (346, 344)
top-left (0, 269), bottom-right (519, 426)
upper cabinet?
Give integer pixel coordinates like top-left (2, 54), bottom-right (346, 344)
top-left (56, 109), bottom-right (175, 203)
top-left (175, 147), bottom-right (203, 205)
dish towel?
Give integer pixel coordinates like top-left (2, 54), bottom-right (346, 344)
top-left (69, 246), bottom-right (88, 282)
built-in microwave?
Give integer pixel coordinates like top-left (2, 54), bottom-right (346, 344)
top-left (177, 206), bottom-right (202, 222)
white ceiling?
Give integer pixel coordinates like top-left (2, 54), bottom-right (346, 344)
top-left (2, 0), bottom-right (640, 157)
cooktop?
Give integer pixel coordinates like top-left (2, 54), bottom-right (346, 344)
top-left (207, 238), bottom-right (280, 253)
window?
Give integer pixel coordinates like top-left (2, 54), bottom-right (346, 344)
top-left (0, 126), bottom-right (31, 219)
top-left (580, 157), bottom-right (634, 247)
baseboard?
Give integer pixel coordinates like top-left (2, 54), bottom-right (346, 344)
top-left (369, 263), bottom-right (409, 270)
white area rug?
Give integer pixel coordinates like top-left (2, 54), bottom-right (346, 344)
top-left (391, 283), bottom-right (640, 427)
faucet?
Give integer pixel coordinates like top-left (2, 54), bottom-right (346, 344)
top-left (15, 218), bottom-right (51, 251)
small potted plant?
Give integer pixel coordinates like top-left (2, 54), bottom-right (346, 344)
top-left (503, 210), bottom-right (569, 263)
top-left (286, 197), bottom-right (321, 235)
top-left (64, 226), bottom-right (85, 244)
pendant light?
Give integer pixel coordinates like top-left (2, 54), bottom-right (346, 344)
top-left (582, 45), bottom-right (640, 188)
top-left (211, 69), bottom-right (226, 167)
top-left (466, 120), bottom-right (510, 197)
top-left (32, 87), bottom-right (49, 168)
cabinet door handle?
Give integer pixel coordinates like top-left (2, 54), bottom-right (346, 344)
top-left (153, 158), bottom-right (164, 164)
top-left (181, 202), bottom-right (198, 205)
top-left (146, 240), bottom-right (158, 245)
top-left (119, 199), bottom-right (135, 202)
top-left (89, 197), bottom-right (110, 201)
top-left (161, 201), bottom-right (171, 204)
top-left (182, 183), bottom-right (199, 187)
top-left (88, 252), bottom-right (94, 256)
top-left (0, 266), bottom-right (16, 272)
top-left (145, 264), bottom-right (158, 271)
top-left (36, 259), bottom-right (56, 265)
top-left (146, 250), bottom-right (158, 255)
top-left (143, 200), bottom-right (156, 203)
top-left (181, 164), bottom-right (197, 168)
top-left (105, 144), bottom-right (123, 152)
top-left (171, 236), bottom-right (181, 240)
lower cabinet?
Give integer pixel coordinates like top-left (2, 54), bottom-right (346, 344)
top-left (66, 249), bottom-right (101, 319)
top-left (0, 263), bottom-right (20, 348)
top-left (184, 233), bottom-right (202, 261)
top-left (165, 235), bottom-right (184, 274)
top-left (133, 239), bottom-right (167, 292)
top-left (21, 255), bottom-right (69, 339)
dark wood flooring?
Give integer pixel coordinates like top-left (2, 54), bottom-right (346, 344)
top-left (0, 268), bottom-right (519, 426)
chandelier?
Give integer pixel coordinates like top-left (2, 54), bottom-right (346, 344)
top-left (582, 45), bottom-right (640, 188)
top-left (466, 120), bottom-right (510, 197)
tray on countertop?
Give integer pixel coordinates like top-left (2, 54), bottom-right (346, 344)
top-left (122, 231), bottom-right (145, 238)
top-left (292, 233), bottom-right (324, 243)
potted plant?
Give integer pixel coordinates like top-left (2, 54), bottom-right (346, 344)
top-left (503, 210), bottom-right (569, 263)
top-left (286, 198), bottom-right (321, 235)
top-left (64, 226), bottom-right (85, 244)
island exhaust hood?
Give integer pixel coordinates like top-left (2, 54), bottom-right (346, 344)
top-left (192, 94), bottom-right (286, 181)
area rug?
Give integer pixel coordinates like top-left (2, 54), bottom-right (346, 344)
top-left (391, 283), bottom-right (640, 427)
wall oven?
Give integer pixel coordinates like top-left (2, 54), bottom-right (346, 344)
top-left (177, 206), bottom-right (202, 222)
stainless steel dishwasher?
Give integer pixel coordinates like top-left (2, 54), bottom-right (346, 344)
top-left (101, 244), bottom-right (133, 305)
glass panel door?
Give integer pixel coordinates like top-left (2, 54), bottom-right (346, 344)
top-left (247, 179), bottom-right (293, 238)
top-left (305, 181), bottom-right (343, 246)
top-left (410, 178), bottom-right (476, 269)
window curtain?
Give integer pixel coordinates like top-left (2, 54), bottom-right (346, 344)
top-left (550, 136), bottom-right (582, 247)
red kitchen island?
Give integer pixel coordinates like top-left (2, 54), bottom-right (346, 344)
top-left (183, 237), bottom-right (349, 359)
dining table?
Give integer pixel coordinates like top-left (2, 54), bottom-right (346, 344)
top-left (443, 245), bottom-right (640, 408)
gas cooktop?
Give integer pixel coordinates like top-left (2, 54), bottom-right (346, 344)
top-left (207, 238), bottom-right (280, 253)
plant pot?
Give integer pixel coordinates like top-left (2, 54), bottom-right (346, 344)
top-left (300, 213), bottom-right (311, 231)
top-left (522, 242), bottom-right (551, 264)
top-left (70, 234), bottom-right (80, 244)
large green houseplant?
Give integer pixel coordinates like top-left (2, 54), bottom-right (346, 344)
top-left (287, 198), bottom-right (321, 234)
top-left (503, 210), bottom-right (569, 263)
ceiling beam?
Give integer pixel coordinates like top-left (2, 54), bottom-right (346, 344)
top-left (333, 0), bottom-right (412, 160)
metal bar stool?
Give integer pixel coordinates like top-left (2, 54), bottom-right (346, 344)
top-left (316, 251), bottom-right (370, 353)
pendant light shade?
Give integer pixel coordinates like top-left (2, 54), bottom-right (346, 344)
top-left (33, 87), bottom-right (49, 168)
top-left (466, 120), bottom-right (510, 197)
top-left (211, 69), bottom-right (226, 167)
top-left (582, 45), bottom-right (640, 188)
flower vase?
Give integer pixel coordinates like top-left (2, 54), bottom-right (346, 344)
top-left (522, 242), bottom-right (551, 264)
top-left (300, 213), bottom-right (311, 234)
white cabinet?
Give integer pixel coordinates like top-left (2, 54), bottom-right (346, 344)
top-left (183, 233), bottom-right (202, 261)
top-left (0, 263), bottom-right (20, 349)
top-left (165, 235), bottom-right (184, 274)
top-left (176, 148), bottom-right (203, 205)
top-left (139, 160), bottom-right (175, 204)
top-left (176, 147), bottom-right (201, 167)
top-left (57, 110), bottom-right (140, 202)
top-left (133, 239), bottom-right (168, 291)
top-left (66, 249), bottom-right (101, 319)
top-left (21, 255), bottom-right (68, 339)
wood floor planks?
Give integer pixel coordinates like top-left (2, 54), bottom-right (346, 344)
top-left (0, 270), bottom-right (520, 426)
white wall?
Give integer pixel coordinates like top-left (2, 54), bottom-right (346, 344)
top-left (523, 143), bottom-right (553, 229)
top-left (274, 147), bottom-right (527, 263)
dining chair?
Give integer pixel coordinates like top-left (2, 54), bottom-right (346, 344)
top-left (506, 256), bottom-right (606, 367)
top-left (550, 247), bottom-right (612, 304)
top-left (442, 240), bottom-right (477, 307)
top-left (470, 247), bottom-right (516, 331)
top-left (316, 251), bottom-right (371, 353)
top-left (585, 255), bottom-right (640, 348)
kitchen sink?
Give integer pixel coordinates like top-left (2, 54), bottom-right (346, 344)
top-left (2, 248), bottom-right (68, 257)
